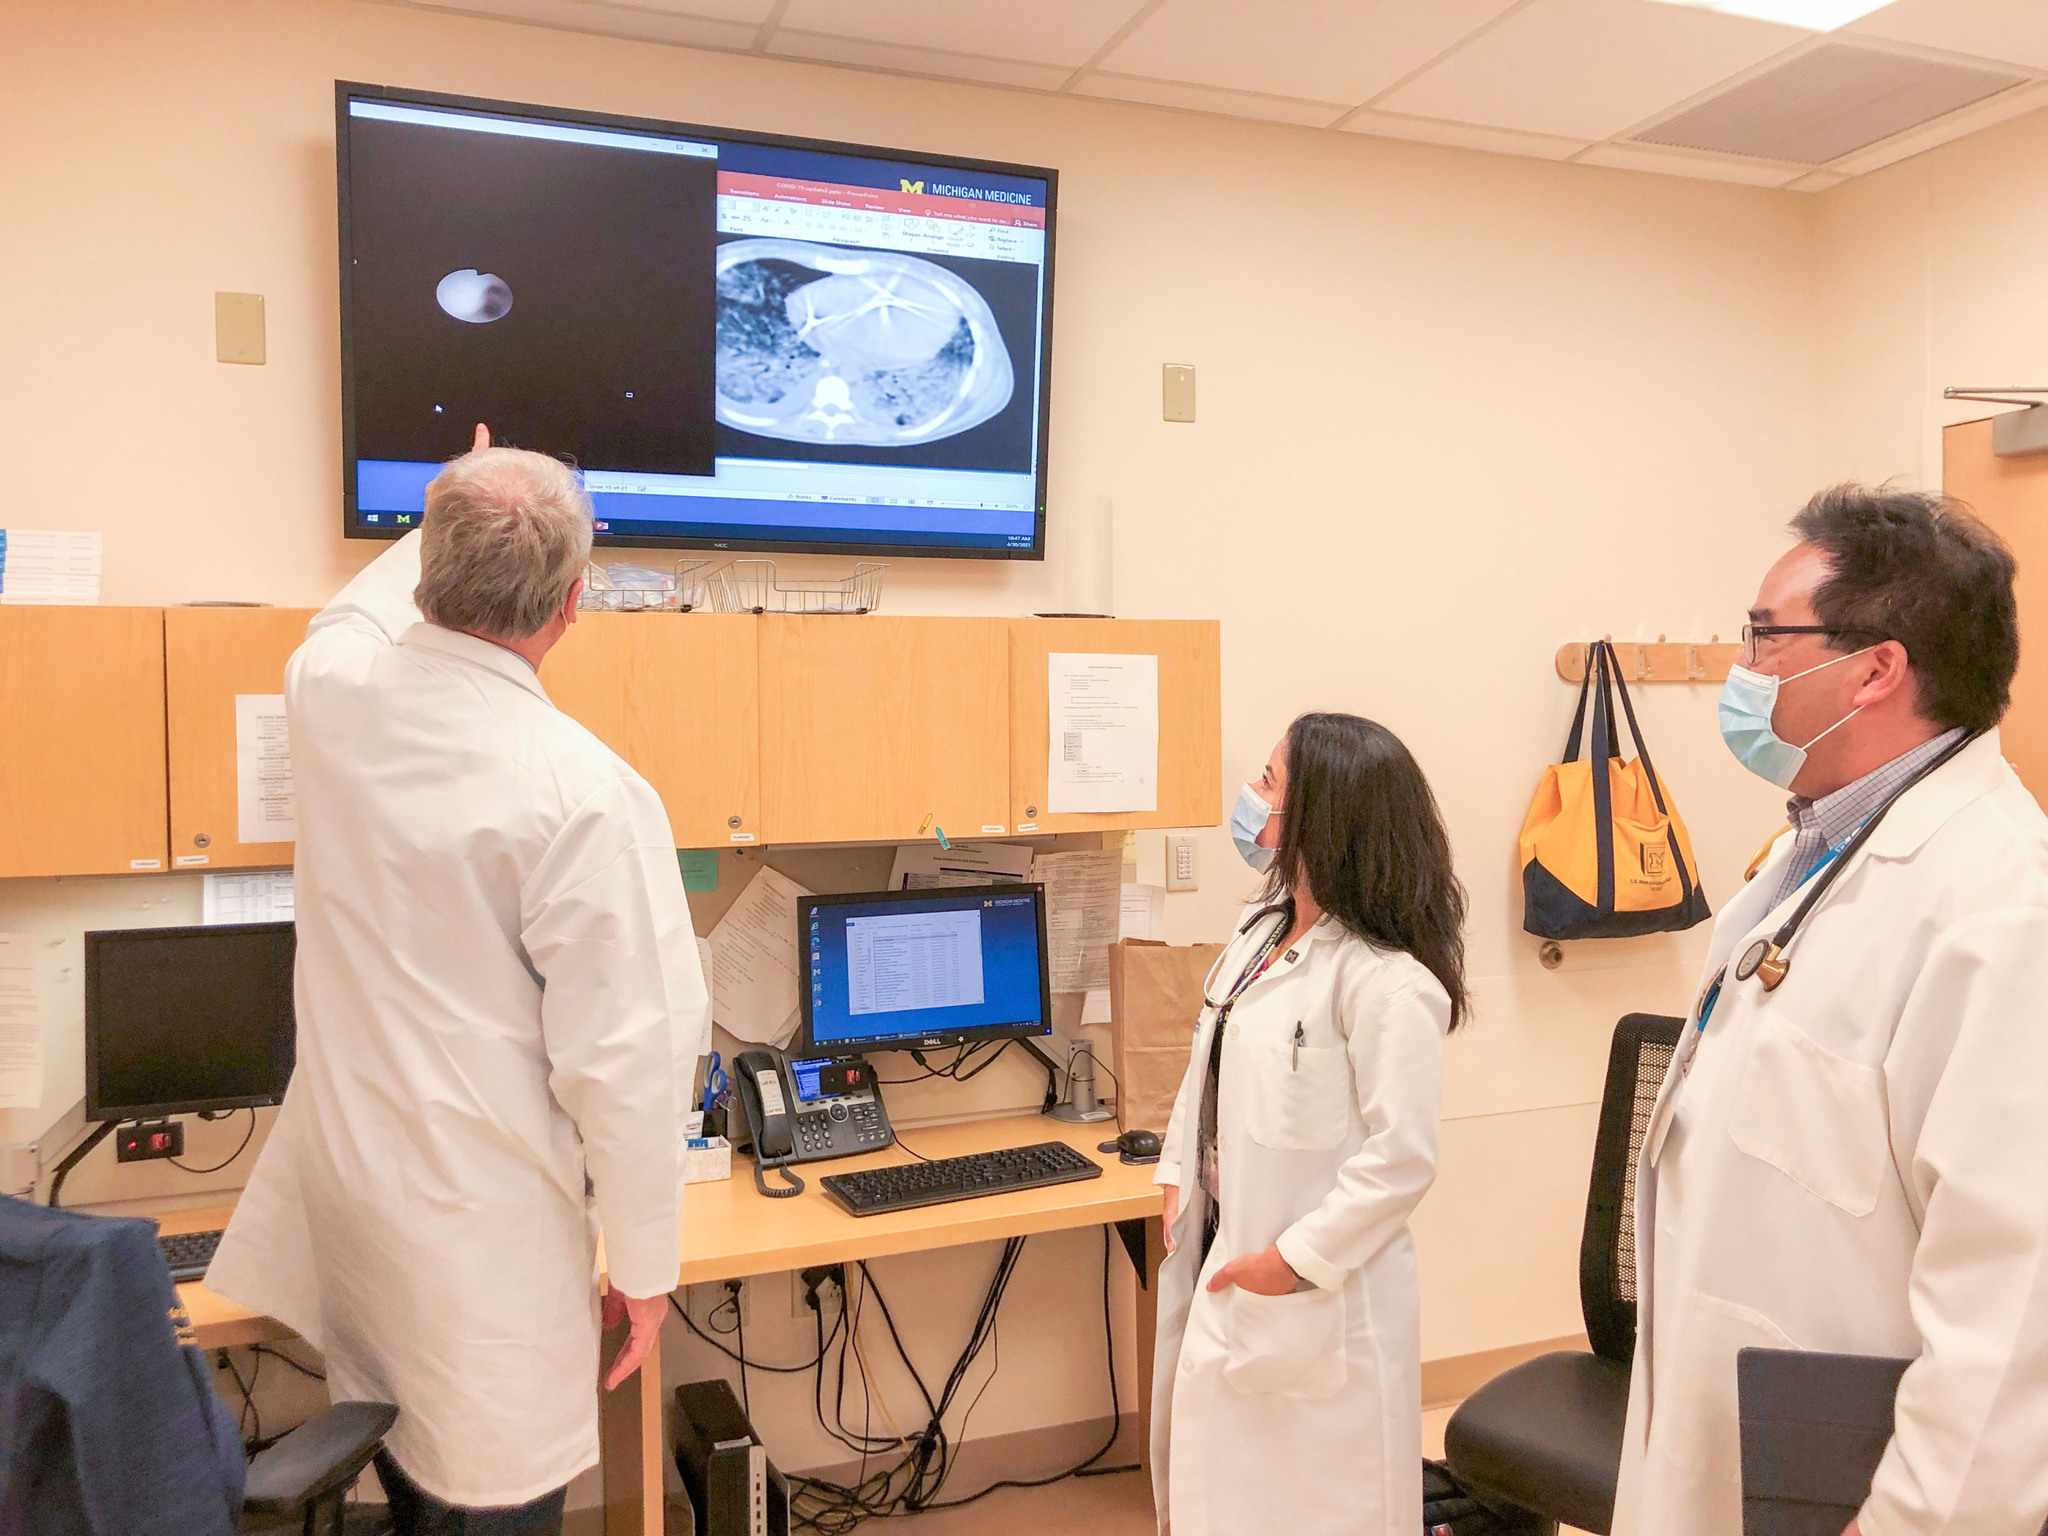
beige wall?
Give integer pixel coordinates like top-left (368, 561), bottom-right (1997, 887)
top-left (6, 0), bottom-right (1830, 1484)
top-left (1815, 105), bottom-right (2048, 488)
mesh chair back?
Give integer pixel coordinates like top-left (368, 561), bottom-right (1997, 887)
top-left (1579, 1012), bottom-right (1684, 1365)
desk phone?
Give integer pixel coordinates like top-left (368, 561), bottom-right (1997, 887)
top-left (733, 1049), bottom-right (893, 1198)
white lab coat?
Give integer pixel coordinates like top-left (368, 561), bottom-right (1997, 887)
top-left (1150, 903), bottom-right (1449, 1536)
top-left (1613, 729), bottom-right (2048, 1536)
top-left (207, 532), bottom-right (709, 1506)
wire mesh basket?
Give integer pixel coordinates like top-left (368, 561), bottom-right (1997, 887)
top-left (579, 559), bottom-right (718, 613)
top-left (709, 559), bottom-right (887, 615)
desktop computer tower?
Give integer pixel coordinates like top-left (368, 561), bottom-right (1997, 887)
top-left (672, 1379), bottom-right (789, 1536)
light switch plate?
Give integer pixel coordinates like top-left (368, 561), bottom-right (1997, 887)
top-left (1162, 364), bottom-right (1195, 423)
top-left (215, 292), bottom-right (265, 365)
top-left (1165, 833), bottom-right (1198, 891)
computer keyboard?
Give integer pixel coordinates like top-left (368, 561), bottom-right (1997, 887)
top-left (157, 1228), bottom-right (224, 1284)
top-left (820, 1141), bottom-right (1102, 1217)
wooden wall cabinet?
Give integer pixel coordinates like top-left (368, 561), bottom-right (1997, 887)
top-left (164, 608), bottom-right (317, 870)
top-left (1, 607), bottom-right (1220, 880)
top-left (1008, 618), bottom-right (1222, 833)
top-left (541, 613), bottom-right (762, 847)
top-left (758, 617), bottom-right (1011, 844)
top-left (0, 608), bottom-right (169, 878)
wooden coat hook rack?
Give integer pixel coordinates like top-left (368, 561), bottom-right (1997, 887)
top-left (1555, 637), bottom-right (1742, 685)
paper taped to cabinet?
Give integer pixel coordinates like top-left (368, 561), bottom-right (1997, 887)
top-left (235, 695), bottom-right (297, 844)
top-left (1047, 653), bottom-right (1158, 814)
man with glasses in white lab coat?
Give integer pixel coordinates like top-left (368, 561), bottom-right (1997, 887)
top-left (208, 427), bottom-right (707, 1535)
top-left (1613, 484), bottom-right (2048, 1536)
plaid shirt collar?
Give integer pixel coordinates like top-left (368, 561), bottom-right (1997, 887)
top-left (1770, 728), bottom-right (1966, 909)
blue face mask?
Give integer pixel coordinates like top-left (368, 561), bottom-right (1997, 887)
top-left (1230, 783), bottom-right (1276, 870)
top-left (1718, 648), bottom-right (1871, 790)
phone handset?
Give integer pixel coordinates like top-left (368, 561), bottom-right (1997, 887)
top-left (733, 1048), bottom-right (805, 1198)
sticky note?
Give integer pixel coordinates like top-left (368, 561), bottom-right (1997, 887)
top-left (678, 849), bottom-right (720, 893)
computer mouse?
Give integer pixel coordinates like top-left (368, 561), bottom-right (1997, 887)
top-left (1115, 1129), bottom-right (1161, 1164)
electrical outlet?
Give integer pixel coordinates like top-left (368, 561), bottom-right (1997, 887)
top-left (214, 292), bottom-right (266, 365)
top-left (790, 1263), bottom-right (846, 1319)
top-left (1162, 364), bottom-right (1196, 423)
top-left (1165, 834), bottom-right (1198, 892)
top-left (117, 1121), bottom-right (184, 1162)
top-left (685, 1278), bottom-right (749, 1332)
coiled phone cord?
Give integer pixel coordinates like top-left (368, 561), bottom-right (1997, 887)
top-left (755, 1161), bottom-right (805, 1198)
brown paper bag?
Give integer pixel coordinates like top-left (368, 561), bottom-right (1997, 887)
top-left (1108, 938), bottom-right (1225, 1134)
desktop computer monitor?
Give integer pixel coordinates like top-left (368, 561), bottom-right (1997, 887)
top-left (84, 922), bottom-right (296, 1122)
top-left (797, 885), bottom-right (1051, 1057)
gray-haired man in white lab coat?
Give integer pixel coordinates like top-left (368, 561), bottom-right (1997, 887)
top-left (209, 427), bottom-right (708, 1534)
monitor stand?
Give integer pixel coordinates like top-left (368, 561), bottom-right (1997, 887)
top-left (1047, 1041), bottom-right (1115, 1123)
top-left (45, 1120), bottom-right (116, 1209)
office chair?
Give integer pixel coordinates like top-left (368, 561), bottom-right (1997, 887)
top-left (1441, 1013), bottom-right (1685, 1536)
top-left (0, 1196), bottom-right (396, 1536)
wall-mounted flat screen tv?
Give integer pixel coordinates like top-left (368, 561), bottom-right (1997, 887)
top-left (337, 82), bottom-right (1055, 558)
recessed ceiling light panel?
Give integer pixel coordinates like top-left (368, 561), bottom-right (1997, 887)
top-left (1645, 0), bottom-right (1892, 29)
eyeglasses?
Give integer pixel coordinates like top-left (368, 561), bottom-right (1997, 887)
top-left (1740, 623), bottom-right (1889, 667)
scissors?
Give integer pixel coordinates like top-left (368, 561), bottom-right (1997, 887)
top-left (700, 1051), bottom-right (729, 1115)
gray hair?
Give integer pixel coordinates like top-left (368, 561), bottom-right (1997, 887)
top-left (415, 447), bottom-right (594, 639)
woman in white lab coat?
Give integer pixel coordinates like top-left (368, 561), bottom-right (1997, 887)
top-left (1151, 712), bottom-right (1466, 1536)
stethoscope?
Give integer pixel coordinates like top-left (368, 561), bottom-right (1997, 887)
top-left (1201, 901), bottom-right (1295, 1011)
top-left (1700, 730), bottom-right (1978, 1026)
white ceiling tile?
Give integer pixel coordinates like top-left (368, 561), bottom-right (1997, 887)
top-left (769, 0), bottom-right (1147, 67)
top-left (588, 0), bottom-right (776, 21)
top-left (1849, 0), bottom-right (2048, 73)
top-left (1820, 74), bottom-right (2048, 170)
top-left (1575, 140), bottom-right (1808, 184)
top-left (1095, 0), bottom-right (1521, 107)
top-left (395, 0), bottom-right (768, 38)
top-left (1378, 0), bottom-right (1809, 140)
top-left (1338, 109), bottom-right (1590, 160)
top-left (1071, 73), bottom-right (1351, 127)
top-left (763, 31), bottom-right (1075, 90)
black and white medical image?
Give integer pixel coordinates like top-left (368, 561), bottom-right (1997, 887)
top-left (344, 113), bottom-right (718, 474)
top-left (435, 268), bottom-right (514, 323)
top-left (714, 239), bottom-right (1039, 474)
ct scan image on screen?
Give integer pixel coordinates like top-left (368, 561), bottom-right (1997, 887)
top-left (714, 238), bottom-right (1034, 468)
top-left (340, 86), bottom-right (1055, 558)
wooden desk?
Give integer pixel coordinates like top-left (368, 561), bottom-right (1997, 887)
top-left (159, 1114), bottom-right (1165, 1536)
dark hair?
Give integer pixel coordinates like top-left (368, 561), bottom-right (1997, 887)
top-left (1789, 484), bottom-right (2018, 733)
top-left (1258, 713), bottom-right (1470, 1030)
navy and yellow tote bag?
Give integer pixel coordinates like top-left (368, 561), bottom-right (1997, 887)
top-left (1521, 640), bottom-right (1710, 939)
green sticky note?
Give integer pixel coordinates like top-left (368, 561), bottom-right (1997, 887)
top-left (677, 849), bottom-right (719, 893)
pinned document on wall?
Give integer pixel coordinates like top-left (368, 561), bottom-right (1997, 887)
top-left (887, 841), bottom-right (1036, 891)
top-left (0, 530), bottom-right (101, 605)
top-left (1121, 883), bottom-right (1165, 942)
top-left (235, 694), bottom-right (297, 844)
top-left (203, 871), bottom-right (295, 925)
top-left (1047, 653), bottom-right (1158, 814)
top-left (0, 934), bottom-right (42, 1110)
top-left (1031, 848), bottom-right (1123, 998)
top-left (708, 863), bottom-right (812, 1049)
top-left (1078, 882), bottom-right (1168, 1025)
